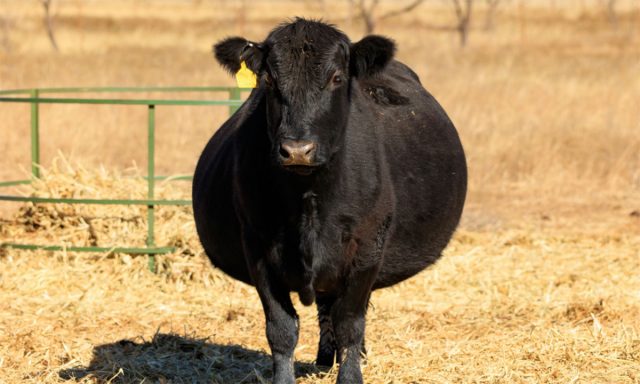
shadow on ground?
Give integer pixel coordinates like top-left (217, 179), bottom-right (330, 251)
top-left (59, 333), bottom-right (322, 384)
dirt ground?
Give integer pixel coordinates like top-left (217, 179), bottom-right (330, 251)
top-left (1, 1), bottom-right (639, 383)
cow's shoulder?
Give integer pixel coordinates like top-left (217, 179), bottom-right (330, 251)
top-left (387, 60), bottom-right (422, 84)
top-left (193, 89), bottom-right (267, 194)
top-left (356, 60), bottom-right (422, 106)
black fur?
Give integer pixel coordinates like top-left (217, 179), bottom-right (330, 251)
top-left (363, 82), bottom-right (410, 105)
top-left (194, 18), bottom-right (467, 384)
top-left (350, 35), bottom-right (396, 78)
top-left (213, 36), bottom-right (247, 74)
top-left (214, 36), bottom-right (264, 74)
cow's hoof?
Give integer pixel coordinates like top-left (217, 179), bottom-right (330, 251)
top-left (315, 350), bottom-right (335, 369)
top-left (273, 372), bottom-right (295, 384)
top-left (273, 354), bottom-right (295, 384)
top-left (337, 367), bottom-right (363, 384)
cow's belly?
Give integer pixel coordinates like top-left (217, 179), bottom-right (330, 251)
top-left (192, 130), bottom-right (254, 286)
top-left (374, 214), bottom-right (456, 289)
top-left (193, 184), bottom-right (253, 286)
top-left (374, 141), bottom-right (467, 289)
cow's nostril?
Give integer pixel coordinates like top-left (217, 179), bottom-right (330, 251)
top-left (280, 140), bottom-right (317, 166)
top-left (279, 145), bottom-right (291, 159)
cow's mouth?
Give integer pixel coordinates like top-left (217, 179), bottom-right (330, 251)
top-left (283, 165), bottom-right (318, 176)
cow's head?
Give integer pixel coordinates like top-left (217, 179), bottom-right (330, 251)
top-left (214, 18), bottom-right (395, 175)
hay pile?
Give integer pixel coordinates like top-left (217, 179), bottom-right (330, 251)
top-left (0, 158), bottom-right (211, 280)
top-left (0, 162), bottom-right (639, 383)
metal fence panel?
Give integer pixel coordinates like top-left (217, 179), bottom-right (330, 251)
top-left (0, 86), bottom-right (250, 271)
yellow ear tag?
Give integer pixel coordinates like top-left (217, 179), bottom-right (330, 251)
top-left (235, 61), bottom-right (257, 88)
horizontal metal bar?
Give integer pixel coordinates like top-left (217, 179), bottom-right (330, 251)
top-left (1, 242), bottom-right (175, 254)
top-left (0, 195), bottom-right (192, 206)
top-left (0, 86), bottom-right (253, 95)
top-left (145, 175), bottom-right (193, 181)
top-left (0, 89), bottom-right (31, 96)
top-left (0, 179), bottom-right (31, 187)
top-left (0, 96), bottom-right (244, 106)
top-left (0, 176), bottom-right (191, 187)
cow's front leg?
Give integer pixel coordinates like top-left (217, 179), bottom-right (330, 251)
top-left (331, 264), bottom-right (380, 384)
top-left (317, 294), bottom-right (369, 368)
top-left (252, 259), bottom-right (298, 384)
top-left (242, 226), bottom-right (299, 384)
top-left (316, 294), bottom-right (337, 367)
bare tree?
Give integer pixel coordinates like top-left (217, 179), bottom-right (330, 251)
top-left (40, 0), bottom-right (58, 51)
top-left (0, 1), bottom-right (12, 52)
top-left (349, 0), bottom-right (425, 34)
top-left (452, 0), bottom-right (473, 47)
top-left (304, 0), bottom-right (327, 14)
top-left (350, 0), bottom-right (378, 33)
top-left (604, 0), bottom-right (618, 27)
top-left (1, 15), bottom-right (10, 52)
top-left (484, 0), bottom-right (501, 31)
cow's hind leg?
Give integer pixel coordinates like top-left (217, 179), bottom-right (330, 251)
top-left (316, 295), bottom-right (336, 367)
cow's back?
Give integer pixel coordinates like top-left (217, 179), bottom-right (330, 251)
top-left (372, 61), bottom-right (467, 288)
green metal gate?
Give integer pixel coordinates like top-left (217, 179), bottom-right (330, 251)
top-left (0, 86), bottom-right (249, 271)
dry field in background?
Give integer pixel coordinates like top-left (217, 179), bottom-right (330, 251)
top-left (1, 1), bottom-right (639, 383)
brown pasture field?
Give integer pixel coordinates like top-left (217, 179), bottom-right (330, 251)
top-left (1, 1), bottom-right (639, 383)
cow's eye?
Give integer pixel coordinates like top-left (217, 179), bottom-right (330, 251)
top-left (332, 74), bottom-right (342, 85)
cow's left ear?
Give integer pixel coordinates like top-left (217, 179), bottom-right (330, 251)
top-left (213, 36), bottom-right (264, 75)
top-left (350, 35), bottom-right (396, 78)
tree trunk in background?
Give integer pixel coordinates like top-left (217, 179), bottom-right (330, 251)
top-left (452, 0), bottom-right (473, 47)
top-left (0, 15), bottom-right (9, 52)
top-left (235, 0), bottom-right (247, 36)
top-left (353, 0), bottom-right (378, 34)
top-left (363, 10), bottom-right (375, 34)
top-left (518, 0), bottom-right (527, 45)
top-left (484, 0), bottom-right (500, 31)
top-left (606, 0), bottom-right (618, 28)
top-left (41, 0), bottom-right (58, 51)
top-left (348, 0), bottom-right (371, 34)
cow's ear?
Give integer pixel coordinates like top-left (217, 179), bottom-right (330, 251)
top-left (350, 35), bottom-right (396, 78)
top-left (213, 37), bottom-right (264, 75)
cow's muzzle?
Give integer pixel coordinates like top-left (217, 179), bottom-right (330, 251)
top-left (279, 140), bottom-right (317, 168)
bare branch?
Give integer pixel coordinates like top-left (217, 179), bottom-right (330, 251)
top-left (451, 0), bottom-right (473, 47)
top-left (40, 0), bottom-right (58, 51)
top-left (349, 0), bottom-right (425, 33)
top-left (379, 0), bottom-right (425, 21)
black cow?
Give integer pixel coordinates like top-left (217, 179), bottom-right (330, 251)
top-left (193, 18), bottom-right (467, 384)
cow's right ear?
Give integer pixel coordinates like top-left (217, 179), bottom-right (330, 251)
top-left (213, 37), bottom-right (264, 75)
top-left (350, 35), bottom-right (396, 78)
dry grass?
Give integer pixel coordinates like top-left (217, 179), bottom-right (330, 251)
top-left (1, 1), bottom-right (639, 383)
top-left (0, 163), bottom-right (638, 383)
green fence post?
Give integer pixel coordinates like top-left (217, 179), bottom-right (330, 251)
top-left (30, 89), bottom-right (40, 178)
top-left (147, 104), bottom-right (157, 272)
top-left (229, 88), bottom-right (241, 116)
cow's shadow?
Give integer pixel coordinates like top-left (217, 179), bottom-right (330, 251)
top-left (59, 333), bottom-right (324, 384)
